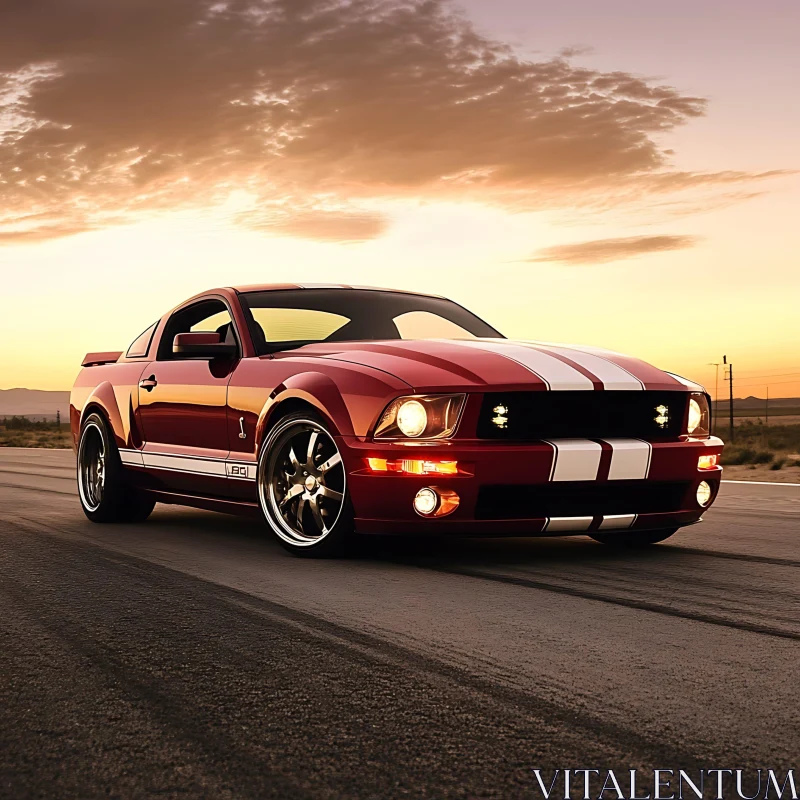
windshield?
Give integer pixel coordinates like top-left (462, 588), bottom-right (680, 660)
top-left (239, 289), bottom-right (504, 354)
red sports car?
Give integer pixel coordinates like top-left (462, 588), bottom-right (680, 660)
top-left (71, 284), bottom-right (723, 556)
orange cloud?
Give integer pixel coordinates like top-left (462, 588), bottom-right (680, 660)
top-left (0, 0), bottom-right (786, 244)
top-left (530, 234), bottom-right (699, 265)
top-left (233, 204), bottom-right (388, 243)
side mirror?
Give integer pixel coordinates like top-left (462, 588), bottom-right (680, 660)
top-left (173, 332), bottom-right (237, 358)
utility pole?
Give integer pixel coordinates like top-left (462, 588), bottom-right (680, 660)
top-left (707, 362), bottom-right (720, 433)
top-left (766, 386), bottom-right (769, 427)
top-left (723, 355), bottom-right (734, 442)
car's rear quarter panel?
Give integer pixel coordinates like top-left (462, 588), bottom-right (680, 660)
top-left (70, 363), bottom-right (150, 450)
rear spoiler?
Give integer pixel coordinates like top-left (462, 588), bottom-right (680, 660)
top-left (81, 351), bottom-right (123, 367)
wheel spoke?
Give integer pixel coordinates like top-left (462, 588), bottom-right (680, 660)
top-left (263, 419), bottom-right (347, 544)
top-left (91, 455), bottom-right (100, 503)
top-left (279, 483), bottom-right (303, 509)
top-left (317, 453), bottom-right (341, 475)
top-left (309, 495), bottom-right (326, 533)
top-left (318, 486), bottom-right (343, 504)
top-left (295, 495), bottom-right (307, 532)
top-left (306, 430), bottom-right (319, 466)
top-left (79, 424), bottom-right (108, 512)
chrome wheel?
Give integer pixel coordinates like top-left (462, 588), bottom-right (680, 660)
top-left (78, 421), bottom-right (106, 512)
top-left (260, 418), bottom-right (346, 547)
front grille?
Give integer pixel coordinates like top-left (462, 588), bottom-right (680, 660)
top-left (477, 391), bottom-right (687, 440)
top-left (476, 481), bottom-right (689, 520)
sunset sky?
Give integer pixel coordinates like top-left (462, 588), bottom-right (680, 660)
top-left (1, 0), bottom-right (798, 398)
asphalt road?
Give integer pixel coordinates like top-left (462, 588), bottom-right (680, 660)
top-left (1, 449), bottom-right (798, 799)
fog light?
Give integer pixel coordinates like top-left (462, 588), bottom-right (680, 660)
top-left (413, 487), bottom-right (460, 517)
top-left (698, 454), bottom-right (718, 470)
top-left (414, 487), bottom-right (439, 516)
top-left (696, 481), bottom-right (712, 507)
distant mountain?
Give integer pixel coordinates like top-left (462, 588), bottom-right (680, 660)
top-left (0, 389), bottom-right (70, 421)
top-left (725, 396), bottom-right (800, 410)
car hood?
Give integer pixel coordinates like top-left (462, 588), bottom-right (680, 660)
top-left (283, 339), bottom-right (699, 393)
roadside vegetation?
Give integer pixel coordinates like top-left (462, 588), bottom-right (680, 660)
top-left (0, 416), bottom-right (72, 448)
top-left (717, 421), bottom-right (800, 470)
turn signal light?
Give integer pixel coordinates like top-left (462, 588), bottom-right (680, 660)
top-left (698, 454), bottom-right (719, 470)
top-left (366, 458), bottom-right (459, 475)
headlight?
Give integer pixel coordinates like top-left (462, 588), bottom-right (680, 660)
top-left (687, 393), bottom-right (710, 436)
top-left (374, 394), bottom-right (466, 440)
top-left (688, 399), bottom-right (702, 432)
top-left (397, 400), bottom-right (427, 437)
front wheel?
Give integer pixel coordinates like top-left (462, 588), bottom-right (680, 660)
top-left (258, 412), bottom-right (355, 557)
top-left (590, 527), bottom-right (679, 547)
top-left (77, 412), bottom-right (155, 523)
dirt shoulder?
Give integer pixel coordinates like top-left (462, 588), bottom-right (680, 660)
top-left (721, 463), bottom-right (800, 483)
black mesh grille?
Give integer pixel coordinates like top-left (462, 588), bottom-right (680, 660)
top-left (476, 481), bottom-right (690, 520)
top-left (477, 391), bottom-right (687, 440)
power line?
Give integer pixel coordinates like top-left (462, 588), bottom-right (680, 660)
top-left (735, 366), bottom-right (800, 374)
top-left (734, 379), bottom-right (800, 388)
top-left (728, 371), bottom-right (800, 379)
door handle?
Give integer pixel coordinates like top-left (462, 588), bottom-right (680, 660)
top-left (139, 375), bottom-right (158, 391)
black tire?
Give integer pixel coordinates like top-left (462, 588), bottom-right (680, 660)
top-left (590, 527), bottom-right (680, 547)
top-left (77, 412), bottom-right (156, 523)
top-left (257, 411), bottom-right (355, 557)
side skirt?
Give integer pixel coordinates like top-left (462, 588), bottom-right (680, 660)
top-left (146, 488), bottom-right (261, 519)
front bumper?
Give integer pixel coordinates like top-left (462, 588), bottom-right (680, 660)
top-left (340, 436), bottom-right (724, 536)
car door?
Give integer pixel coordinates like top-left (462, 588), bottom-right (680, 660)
top-left (137, 296), bottom-right (239, 494)
top-left (224, 296), bottom-right (356, 498)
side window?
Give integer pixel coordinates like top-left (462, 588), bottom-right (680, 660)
top-left (126, 322), bottom-right (158, 358)
top-left (158, 299), bottom-right (237, 359)
top-left (191, 310), bottom-right (232, 333)
top-left (393, 311), bottom-right (477, 340)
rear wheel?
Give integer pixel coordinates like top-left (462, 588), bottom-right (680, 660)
top-left (258, 412), bottom-right (354, 557)
top-left (590, 527), bottom-right (679, 547)
top-left (77, 412), bottom-right (155, 523)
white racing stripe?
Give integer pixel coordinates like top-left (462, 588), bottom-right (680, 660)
top-left (545, 514), bottom-right (639, 532)
top-left (142, 452), bottom-right (228, 477)
top-left (457, 340), bottom-right (595, 390)
top-left (522, 343), bottom-right (645, 390)
top-left (606, 439), bottom-right (652, 480)
top-left (119, 449), bottom-right (144, 467)
top-left (599, 514), bottom-right (637, 530)
top-left (545, 439), bottom-right (603, 481)
top-left (119, 449), bottom-right (257, 481)
top-left (545, 516), bottom-right (594, 532)
top-left (544, 439), bottom-right (652, 482)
